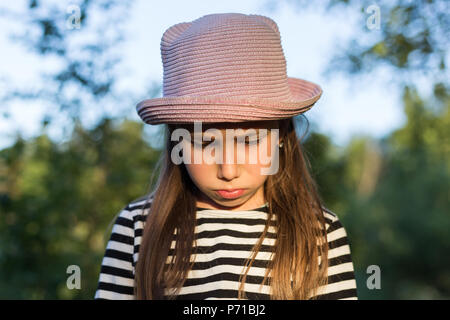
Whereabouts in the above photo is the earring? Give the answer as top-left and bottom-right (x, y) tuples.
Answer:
(278, 141), (284, 148)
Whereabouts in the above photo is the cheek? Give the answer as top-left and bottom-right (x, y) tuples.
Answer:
(243, 164), (270, 185)
(247, 135), (276, 165)
(185, 163), (214, 187)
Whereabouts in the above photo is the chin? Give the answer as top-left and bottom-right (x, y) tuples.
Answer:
(206, 195), (244, 207)
(216, 198), (248, 207)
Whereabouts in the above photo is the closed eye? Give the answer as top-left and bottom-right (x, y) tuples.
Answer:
(190, 137), (263, 148)
(189, 130), (269, 148)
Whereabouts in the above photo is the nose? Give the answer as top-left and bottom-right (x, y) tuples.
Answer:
(217, 138), (240, 181)
(218, 162), (240, 180)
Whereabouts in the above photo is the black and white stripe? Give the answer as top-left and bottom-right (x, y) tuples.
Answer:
(94, 198), (358, 300)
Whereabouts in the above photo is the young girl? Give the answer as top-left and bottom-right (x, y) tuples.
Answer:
(94, 13), (357, 300)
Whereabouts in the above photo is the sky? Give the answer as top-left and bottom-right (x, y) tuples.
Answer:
(0, 0), (407, 150)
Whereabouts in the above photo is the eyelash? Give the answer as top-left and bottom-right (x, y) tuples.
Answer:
(191, 138), (261, 148)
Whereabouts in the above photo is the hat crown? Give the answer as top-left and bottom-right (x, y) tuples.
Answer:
(159, 13), (293, 100)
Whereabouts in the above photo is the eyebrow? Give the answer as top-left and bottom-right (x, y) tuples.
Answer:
(190, 130), (267, 139)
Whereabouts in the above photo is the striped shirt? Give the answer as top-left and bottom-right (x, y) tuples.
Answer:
(94, 197), (358, 300)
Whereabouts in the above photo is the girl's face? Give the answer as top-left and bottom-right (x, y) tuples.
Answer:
(176, 120), (281, 211)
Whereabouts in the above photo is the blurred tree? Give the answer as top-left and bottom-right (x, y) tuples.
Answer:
(328, 0), (448, 81)
(0, 0), (448, 300)
(276, 0), (450, 298)
(270, 0), (449, 84)
(0, 118), (161, 299)
(0, 0), (156, 131)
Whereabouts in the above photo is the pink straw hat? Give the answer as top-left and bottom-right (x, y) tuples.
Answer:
(136, 13), (323, 125)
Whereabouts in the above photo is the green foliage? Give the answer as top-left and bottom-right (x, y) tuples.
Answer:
(306, 84), (450, 299)
(325, 0), (449, 81)
(0, 0), (448, 300)
(0, 118), (160, 299)
(281, 0), (450, 298)
(0, 0), (133, 123)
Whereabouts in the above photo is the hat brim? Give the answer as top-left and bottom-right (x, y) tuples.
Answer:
(136, 77), (322, 125)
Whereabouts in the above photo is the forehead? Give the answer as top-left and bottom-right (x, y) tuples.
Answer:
(170, 120), (279, 132)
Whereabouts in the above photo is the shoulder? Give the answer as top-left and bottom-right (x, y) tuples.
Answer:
(320, 206), (352, 244)
(94, 193), (155, 300)
(320, 206), (340, 231)
(320, 206), (353, 255)
(126, 193), (154, 211)
(108, 194), (154, 236)
(107, 194), (154, 263)
(316, 207), (358, 299)
(119, 193), (154, 219)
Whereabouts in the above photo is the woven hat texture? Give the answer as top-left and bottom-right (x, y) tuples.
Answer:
(136, 12), (323, 125)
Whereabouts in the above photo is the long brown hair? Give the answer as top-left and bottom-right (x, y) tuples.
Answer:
(135, 116), (329, 299)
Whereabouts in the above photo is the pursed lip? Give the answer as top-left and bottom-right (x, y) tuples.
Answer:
(214, 188), (246, 199)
